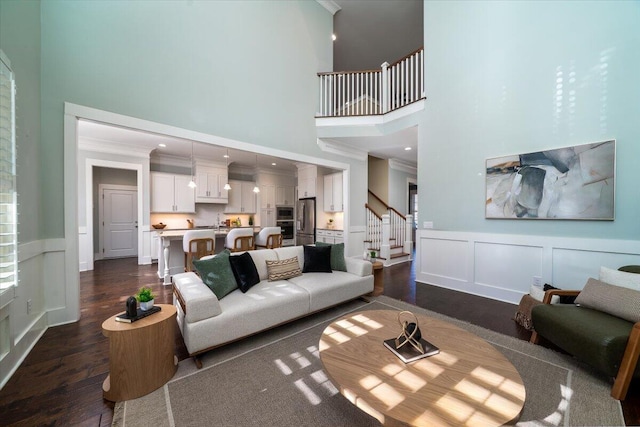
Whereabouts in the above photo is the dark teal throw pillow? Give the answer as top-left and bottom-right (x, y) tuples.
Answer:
(315, 241), (347, 272)
(192, 249), (237, 299)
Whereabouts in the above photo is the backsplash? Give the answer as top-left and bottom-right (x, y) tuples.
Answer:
(151, 204), (253, 229)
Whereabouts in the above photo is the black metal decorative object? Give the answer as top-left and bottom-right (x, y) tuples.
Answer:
(394, 311), (425, 354)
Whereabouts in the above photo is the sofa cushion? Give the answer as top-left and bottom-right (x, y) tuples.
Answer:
(288, 271), (373, 312)
(172, 272), (222, 323)
(266, 256), (302, 281)
(303, 245), (332, 273)
(600, 266), (640, 290)
(315, 242), (347, 272)
(575, 278), (640, 323)
(274, 246), (304, 270)
(229, 251), (260, 293)
(192, 249), (237, 300)
(246, 248), (279, 281)
(532, 304), (638, 378)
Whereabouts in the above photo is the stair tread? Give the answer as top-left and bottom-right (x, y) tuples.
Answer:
(390, 252), (410, 259)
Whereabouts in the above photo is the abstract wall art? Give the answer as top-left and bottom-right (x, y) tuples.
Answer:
(486, 140), (615, 220)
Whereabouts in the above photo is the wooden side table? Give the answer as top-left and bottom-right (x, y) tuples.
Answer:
(101, 304), (178, 402)
(371, 261), (384, 296)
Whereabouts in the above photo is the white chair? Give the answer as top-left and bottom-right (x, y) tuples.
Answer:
(255, 227), (282, 249)
(225, 228), (255, 252)
(183, 229), (215, 272)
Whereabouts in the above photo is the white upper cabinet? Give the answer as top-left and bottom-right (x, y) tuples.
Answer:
(297, 165), (317, 199)
(260, 184), (276, 209)
(151, 172), (195, 213)
(323, 172), (343, 212)
(195, 164), (228, 203)
(225, 180), (256, 214)
(276, 185), (295, 206)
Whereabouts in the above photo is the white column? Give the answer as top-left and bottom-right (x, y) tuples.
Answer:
(381, 62), (389, 113)
(162, 236), (171, 285)
(404, 214), (413, 257)
(381, 214), (391, 265)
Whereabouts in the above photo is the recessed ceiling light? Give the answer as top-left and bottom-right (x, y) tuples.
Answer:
(404, 147), (412, 151)
(158, 143), (166, 148)
(332, 34), (337, 41)
(223, 154), (229, 158)
(271, 162), (277, 166)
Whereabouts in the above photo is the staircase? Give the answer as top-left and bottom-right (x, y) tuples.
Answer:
(365, 191), (413, 266)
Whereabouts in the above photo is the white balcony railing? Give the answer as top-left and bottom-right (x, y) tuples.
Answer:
(317, 48), (424, 118)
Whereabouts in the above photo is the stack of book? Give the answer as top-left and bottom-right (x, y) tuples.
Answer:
(115, 306), (161, 323)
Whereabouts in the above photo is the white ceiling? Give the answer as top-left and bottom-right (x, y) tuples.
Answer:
(78, 120), (301, 172)
(332, 126), (418, 165)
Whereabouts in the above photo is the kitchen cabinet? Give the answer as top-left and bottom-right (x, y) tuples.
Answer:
(151, 232), (159, 260)
(297, 165), (317, 199)
(195, 165), (228, 203)
(224, 180), (256, 214)
(298, 177), (316, 199)
(260, 184), (276, 209)
(261, 208), (276, 227)
(323, 172), (343, 212)
(317, 229), (343, 244)
(276, 185), (295, 206)
(151, 172), (195, 213)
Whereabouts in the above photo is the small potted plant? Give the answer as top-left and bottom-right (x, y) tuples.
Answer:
(327, 218), (334, 229)
(135, 286), (156, 311)
(370, 250), (377, 261)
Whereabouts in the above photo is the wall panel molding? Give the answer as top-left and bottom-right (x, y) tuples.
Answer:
(417, 230), (640, 304)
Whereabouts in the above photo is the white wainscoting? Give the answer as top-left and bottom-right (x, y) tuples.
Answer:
(416, 230), (640, 305)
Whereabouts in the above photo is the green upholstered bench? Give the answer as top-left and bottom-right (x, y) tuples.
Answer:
(531, 266), (640, 401)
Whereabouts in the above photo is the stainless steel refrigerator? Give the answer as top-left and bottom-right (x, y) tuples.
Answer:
(296, 197), (315, 246)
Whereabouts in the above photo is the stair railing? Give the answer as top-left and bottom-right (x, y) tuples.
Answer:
(317, 48), (424, 118)
(365, 191), (413, 264)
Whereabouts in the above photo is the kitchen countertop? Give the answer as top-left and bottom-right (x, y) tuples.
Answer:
(152, 226), (262, 235)
(316, 228), (343, 231)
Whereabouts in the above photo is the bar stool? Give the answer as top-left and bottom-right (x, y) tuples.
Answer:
(225, 228), (255, 252)
(183, 229), (215, 272)
(255, 227), (282, 249)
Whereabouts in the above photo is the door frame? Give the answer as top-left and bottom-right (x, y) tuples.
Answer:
(98, 183), (138, 260)
(85, 159), (144, 271)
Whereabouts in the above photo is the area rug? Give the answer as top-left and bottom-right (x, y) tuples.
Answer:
(112, 296), (624, 426)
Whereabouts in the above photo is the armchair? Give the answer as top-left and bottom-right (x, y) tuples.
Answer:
(531, 266), (640, 400)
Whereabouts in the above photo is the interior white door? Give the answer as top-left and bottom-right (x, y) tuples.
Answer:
(103, 188), (138, 258)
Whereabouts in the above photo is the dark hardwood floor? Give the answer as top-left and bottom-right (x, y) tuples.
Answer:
(0, 256), (638, 425)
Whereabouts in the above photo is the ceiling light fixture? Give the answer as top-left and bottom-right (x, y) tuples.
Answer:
(223, 148), (231, 191)
(188, 141), (197, 188)
(332, 34), (337, 41)
(405, 147), (412, 151)
(271, 162), (277, 166)
(253, 155), (260, 193)
(159, 143), (166, 148)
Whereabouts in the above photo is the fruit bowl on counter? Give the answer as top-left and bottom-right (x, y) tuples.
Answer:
(152, 223), (167, 229)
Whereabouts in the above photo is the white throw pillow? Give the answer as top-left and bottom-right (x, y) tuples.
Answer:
(529, 284), (559, 304)
(599, 266), (640, 290)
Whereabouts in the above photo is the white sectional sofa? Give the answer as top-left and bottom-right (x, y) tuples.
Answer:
(172, 246), (374, 367)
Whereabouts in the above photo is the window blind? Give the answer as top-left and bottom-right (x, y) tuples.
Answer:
(0, 51), (17, 291)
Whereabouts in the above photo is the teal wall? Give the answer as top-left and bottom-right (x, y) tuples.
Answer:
(39, 0), (336, 238)
(420, 1), (640, 239)
(0, 0), (42, 242)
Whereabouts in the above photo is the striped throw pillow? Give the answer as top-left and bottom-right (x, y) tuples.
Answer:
(266, 256), (302, 281)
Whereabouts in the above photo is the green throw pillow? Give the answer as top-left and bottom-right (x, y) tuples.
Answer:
(315, 242), (347, 272)
(192, 249), (237, 299)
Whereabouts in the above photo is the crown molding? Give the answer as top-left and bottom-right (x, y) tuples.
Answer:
(79, 137), (152, 159)
(389, 158), (417, 175)
(317, 138), (368, 162)
(316, 0), (341, 15)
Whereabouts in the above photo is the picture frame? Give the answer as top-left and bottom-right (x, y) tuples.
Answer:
(485, 140), (615, 220)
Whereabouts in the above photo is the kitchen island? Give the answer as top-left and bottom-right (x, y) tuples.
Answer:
(155, 227), (260, 285)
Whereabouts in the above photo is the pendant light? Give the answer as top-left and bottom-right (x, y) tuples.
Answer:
(188, 141), (197, 188)
(223, 149), (231, 190)
(253, 155), (260, 193)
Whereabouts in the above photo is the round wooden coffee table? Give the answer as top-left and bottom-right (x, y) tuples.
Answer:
(319, 309), (525, 426)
